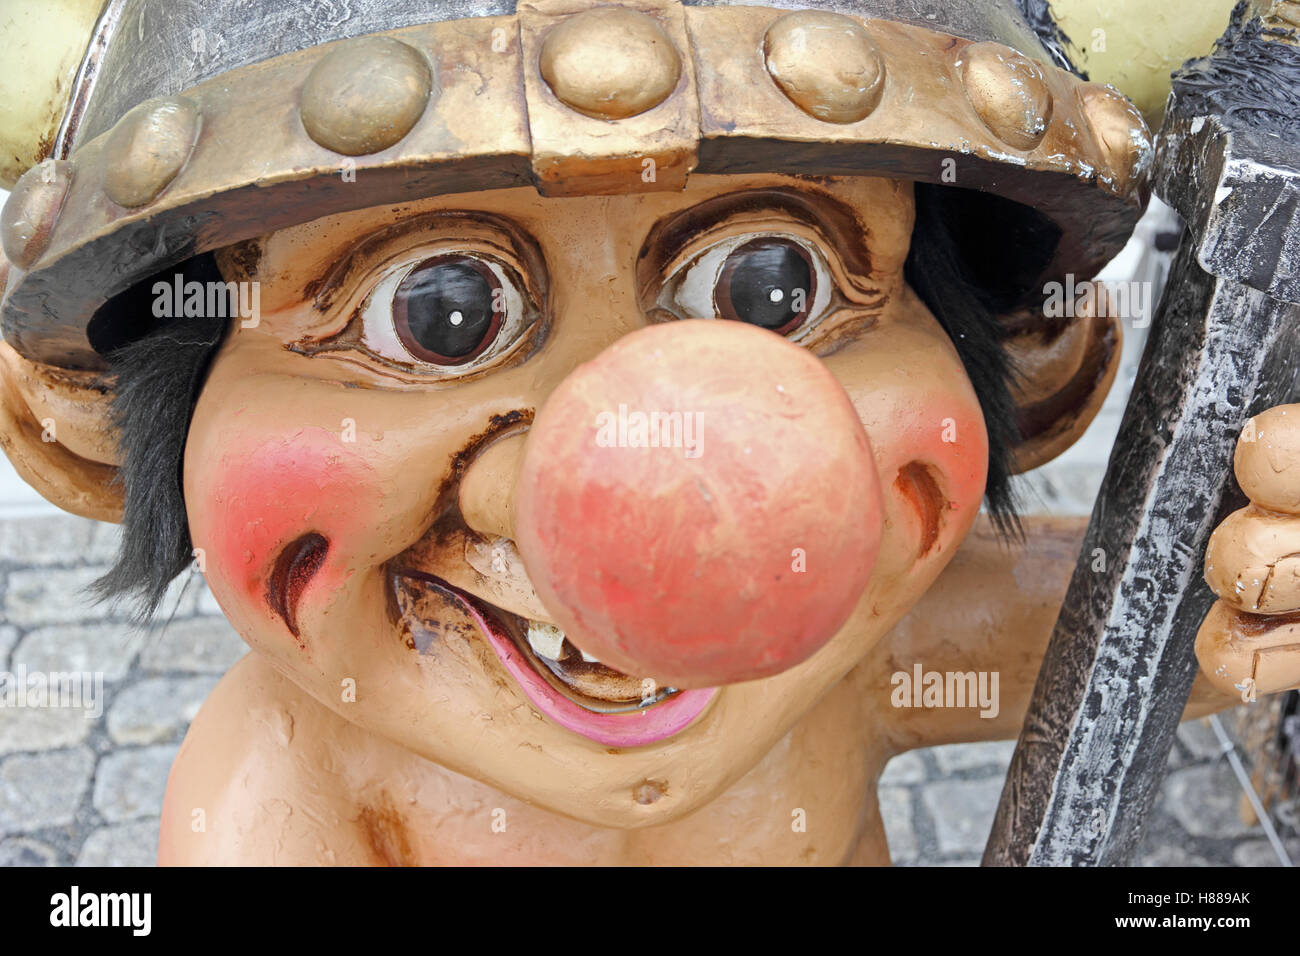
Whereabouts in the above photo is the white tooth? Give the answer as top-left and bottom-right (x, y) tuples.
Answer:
(580, 648), (600, 664)
(527, 620), (565, 661)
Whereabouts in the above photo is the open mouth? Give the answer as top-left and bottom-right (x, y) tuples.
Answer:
(392, 567), (716, 747)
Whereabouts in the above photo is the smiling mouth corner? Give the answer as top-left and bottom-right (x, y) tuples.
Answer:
(267, 531), (331, 640)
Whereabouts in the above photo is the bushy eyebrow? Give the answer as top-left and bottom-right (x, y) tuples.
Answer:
(292, 209), (548, 316)
(635, 187), (874, 299)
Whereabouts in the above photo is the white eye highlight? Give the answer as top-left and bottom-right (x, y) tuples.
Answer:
(665, 233), (834, 338)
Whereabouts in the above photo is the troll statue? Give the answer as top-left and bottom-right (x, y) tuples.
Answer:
(0, 0), (1297, 864)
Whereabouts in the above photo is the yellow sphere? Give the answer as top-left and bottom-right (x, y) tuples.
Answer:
(1048, 0), (1237, 125)
(0, 0), (106, 189)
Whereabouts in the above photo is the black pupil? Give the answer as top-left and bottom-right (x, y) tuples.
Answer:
(715, 239), (812, 332)
(395, 257), (499, 362)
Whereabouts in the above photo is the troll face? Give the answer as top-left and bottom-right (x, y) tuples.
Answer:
(177, 173), (990, 826)
(0, 0), (1157, 860)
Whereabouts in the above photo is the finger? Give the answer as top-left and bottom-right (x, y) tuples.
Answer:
(1195, 599), (1300, 699)
(1204, 506), (1300, 613)
(1235, 404), (1300, 514)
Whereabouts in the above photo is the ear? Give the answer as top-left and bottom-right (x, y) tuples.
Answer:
(1006, 295), (1122, 475)
(0, 340), (123, 522)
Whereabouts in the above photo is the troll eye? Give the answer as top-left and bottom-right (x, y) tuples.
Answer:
(360, 252), (529, 370)
(664, 234), (834, 337)
(395, 255), (502, 364)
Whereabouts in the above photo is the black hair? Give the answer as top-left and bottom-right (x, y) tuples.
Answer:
(903, 183), (1063, 537)
(90, 252), (229, 621)
(95, 185), (1044, 617)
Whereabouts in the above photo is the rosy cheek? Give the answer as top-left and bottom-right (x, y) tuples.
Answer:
(901, 401), (989, 514)
(194, 428), (380, 643)
(855, 393), (989, 516)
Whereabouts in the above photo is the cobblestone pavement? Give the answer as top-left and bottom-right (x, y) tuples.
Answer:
(0, 516), (243, 866)
(0, 512), (1294, 866)
(880, 727), (1299, 866)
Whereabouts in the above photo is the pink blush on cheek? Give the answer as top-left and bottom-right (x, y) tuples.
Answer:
(199, 430), (380, 637)
(859, 396), (989, 515)
(922, 407), (989, 513)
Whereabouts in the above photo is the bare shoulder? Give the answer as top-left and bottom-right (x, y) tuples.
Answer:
(157, 652), (373, 865)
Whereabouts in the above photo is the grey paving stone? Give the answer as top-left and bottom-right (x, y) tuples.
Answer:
(138, 617), (246, 674)
(0, 627), (17, 668)
(932, 740), (1016, 775)
(0, 516), (96, 567)
(1231, 838), (1300, 867)
(107, 676), (218, 745)
(1177, 718), (1227, 761)
(92, 744), (178, 823)
(879, 750), (926, 785)
(1162, 762), (1258, 840)
(4, 566), (113, 626)
(76, 819), (159, 867)
(12, 622), (145, 682)
(878, 785), (917, 862)
(0, 836), (60, 866)
(87, 521), (123, 565)
(1137, 843), (1212, 867)
(920, 777), (1004, 856)
(0, 704), (95, 756)
(0, 747), (95, 835)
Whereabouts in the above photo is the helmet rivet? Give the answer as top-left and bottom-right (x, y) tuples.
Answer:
(958, 42), (1053, 150)
(1080, 83), (1152, 195)
(539, 7), (681, 120)
(102, 97), (200, 208)
(300, 36), (433, 156)
(764, 11), (885, 124)
(1, 160), (73, 270)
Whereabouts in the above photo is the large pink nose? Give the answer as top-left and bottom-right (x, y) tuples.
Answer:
(514, 320), (882, 688)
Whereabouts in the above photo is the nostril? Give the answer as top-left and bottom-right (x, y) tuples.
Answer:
(894, 462), (946, 558)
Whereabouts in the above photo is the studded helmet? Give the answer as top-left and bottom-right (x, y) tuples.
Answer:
(0, 0), (1179, 472)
